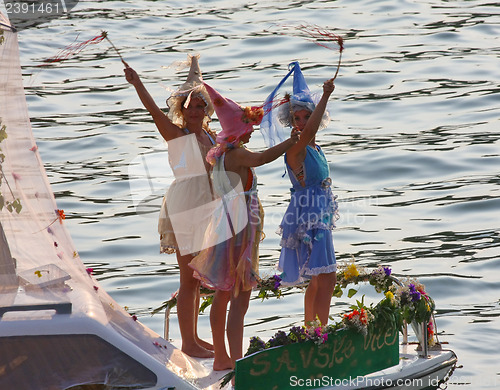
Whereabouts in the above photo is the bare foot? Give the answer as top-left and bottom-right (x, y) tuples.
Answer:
(197, 337), (214, 351)
(182, 344), (214, 359)
(213, 355), (233, 371)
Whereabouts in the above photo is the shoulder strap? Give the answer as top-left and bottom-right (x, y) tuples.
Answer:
(204, 129), (216, 145)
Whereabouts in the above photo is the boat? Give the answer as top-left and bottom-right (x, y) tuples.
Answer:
(1, 12), (457, 390)
(225, 271), (459, 390)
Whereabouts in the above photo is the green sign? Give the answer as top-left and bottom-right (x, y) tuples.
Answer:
(235, 327), (399, 390)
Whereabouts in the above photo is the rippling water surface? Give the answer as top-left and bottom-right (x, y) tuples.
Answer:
(9, 0), (500, 388)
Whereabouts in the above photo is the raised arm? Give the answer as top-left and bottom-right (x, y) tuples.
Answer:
(226, 129), (300, 170)
(124, 66), (183, 142)
(289, 78), (335, 152)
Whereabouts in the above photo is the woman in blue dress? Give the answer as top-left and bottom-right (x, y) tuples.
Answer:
(263, 62), (338, 325)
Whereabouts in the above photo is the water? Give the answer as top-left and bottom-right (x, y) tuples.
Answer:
(9, 0), (500, 387)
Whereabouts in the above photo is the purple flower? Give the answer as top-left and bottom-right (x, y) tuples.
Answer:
(269, 330), (290, 347)
(289, 326), (307, 343)
(383, 266), (392, 276)
(250, 336), (265, 348)
(409, 284), (421, 302)
(246, 336), (267, 355)
(272, 275), (282, 290)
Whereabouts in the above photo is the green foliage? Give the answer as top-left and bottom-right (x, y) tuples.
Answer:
(151, 296), (177, 316)
(0, 123), (7, 142)
(347, 288), (358, 298)
(151, 286), (215, 316)
(199, 295), (213, 313)
(370, 293), (403, 334)
(219, 371), (235, 388)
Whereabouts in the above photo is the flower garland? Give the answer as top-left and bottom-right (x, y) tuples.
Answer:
(244, 260), (436, 358)
(163, 261), (439, 388)
(391, 278), (435, 326)
(154, 260), (436, 354)
(156, 259), (437, 388)
(154, 262), (434, 335)
(256, 274), (282, 300)
(151, 286), (216, 316)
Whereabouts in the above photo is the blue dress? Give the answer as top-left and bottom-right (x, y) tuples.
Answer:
(278, 145), (339, 285)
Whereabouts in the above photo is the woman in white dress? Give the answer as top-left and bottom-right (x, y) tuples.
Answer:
(124, 54), (216, 358)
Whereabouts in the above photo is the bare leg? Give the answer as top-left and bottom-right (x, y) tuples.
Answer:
(176, 252), (213, 358)
(227, 288), (251, 365)
(304, 276), (319, 325)
(211, 290), (232, 370)
(195, 291), (214, 351)
(306, 272), (337, 325)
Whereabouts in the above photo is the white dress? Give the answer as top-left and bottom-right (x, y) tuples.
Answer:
(158, 130), (215, 256)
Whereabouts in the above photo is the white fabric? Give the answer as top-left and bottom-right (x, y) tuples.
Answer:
(0, 13), (224, 390)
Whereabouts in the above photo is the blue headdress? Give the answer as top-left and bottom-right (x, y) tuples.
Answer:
(260, 61), (330, 147)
